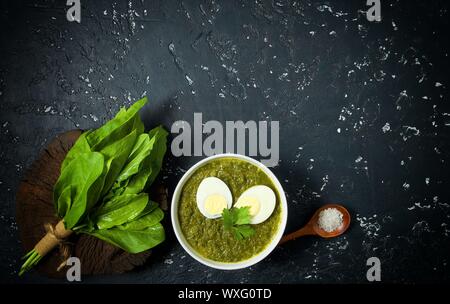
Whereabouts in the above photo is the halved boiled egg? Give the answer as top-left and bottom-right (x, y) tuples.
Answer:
(234, 185), (276, 224)
(196, 177), (232, 218)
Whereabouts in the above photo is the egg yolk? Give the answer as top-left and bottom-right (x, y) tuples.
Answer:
(204, 194), (228, 215)
(235, 196), (260, 216)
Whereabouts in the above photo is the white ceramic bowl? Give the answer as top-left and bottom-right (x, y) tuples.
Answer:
(171, 154), (288, 270)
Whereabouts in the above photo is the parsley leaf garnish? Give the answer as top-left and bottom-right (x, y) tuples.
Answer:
(222, 207), (255, 240)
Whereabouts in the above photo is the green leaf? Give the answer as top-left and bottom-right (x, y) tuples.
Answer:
(118, 207), (164, 231)
(95, 193), (139, 215)
(132, 200), (158, 218)
(61, 130), (92, 171)
(98, 130), (137, 196)
(222, 207), (252, 228)
(222, 207), (254, 240)
(95, 193), (148, 230)
(122, 126), (168, 195)
(145, 126), (168, 186)
(88, 223), (165, 253)
(54, 152), (105, 229)
(222, 208), (234, 231)
(114, 133), (153, 186)
(232, 225), (255, 240)
(56, 185), (72, 217)
(234, 207), (252, 225)
(86, 97), (147, 151)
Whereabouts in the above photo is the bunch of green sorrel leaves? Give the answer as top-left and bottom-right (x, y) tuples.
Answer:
(19, 97), (168, 275)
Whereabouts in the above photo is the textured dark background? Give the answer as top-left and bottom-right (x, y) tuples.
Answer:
(0, 0), (449, 283)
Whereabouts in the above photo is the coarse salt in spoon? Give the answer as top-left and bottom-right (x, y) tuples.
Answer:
(279, 204), (351, 245)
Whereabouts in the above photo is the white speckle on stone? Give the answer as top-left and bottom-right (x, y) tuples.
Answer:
(382, 122), (391, 133)
(164, 259), (173, 265)
(185, 75), (194, 86)
(392, 21), (398, 31)
(337, 128), (341, 133)
(355, 156), (363, 163)
(403, 126), (420, 136)
(403, 182), (410, 190)
(320, 175), (329, 192)
(317, 4), (333, 13)
(338, 240), (349, 250)
(278, 72), (289, 81)
(90, 114), (99, 122)
(356, 214), (381, 238)
(168, 42), (175, 53)
(103, 10), (107, 16)
(435, 82), (442, 87)
(425, 178), (430, 185)
(418, 74), (425, 83)
(44, 106), (52, 113)
(412, 221), (431, 233)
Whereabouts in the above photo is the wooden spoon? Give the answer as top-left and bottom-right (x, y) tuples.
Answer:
(279, 204), (350, 245)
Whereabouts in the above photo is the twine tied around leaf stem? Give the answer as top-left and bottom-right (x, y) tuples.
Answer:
(34, 220), (73, 271)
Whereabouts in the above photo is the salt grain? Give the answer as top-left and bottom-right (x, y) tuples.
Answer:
(318, 208), (344, 232)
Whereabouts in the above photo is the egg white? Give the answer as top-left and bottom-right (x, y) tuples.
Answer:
(234, 185), (276, 224)
(196, 177), (232, 218)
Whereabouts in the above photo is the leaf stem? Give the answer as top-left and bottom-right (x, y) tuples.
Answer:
(19, 249), (42, 276)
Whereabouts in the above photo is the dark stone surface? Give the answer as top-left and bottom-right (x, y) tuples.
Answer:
(0, 0), (449, 283)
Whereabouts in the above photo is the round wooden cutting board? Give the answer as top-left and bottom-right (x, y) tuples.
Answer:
(15, 130), (153, 278)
